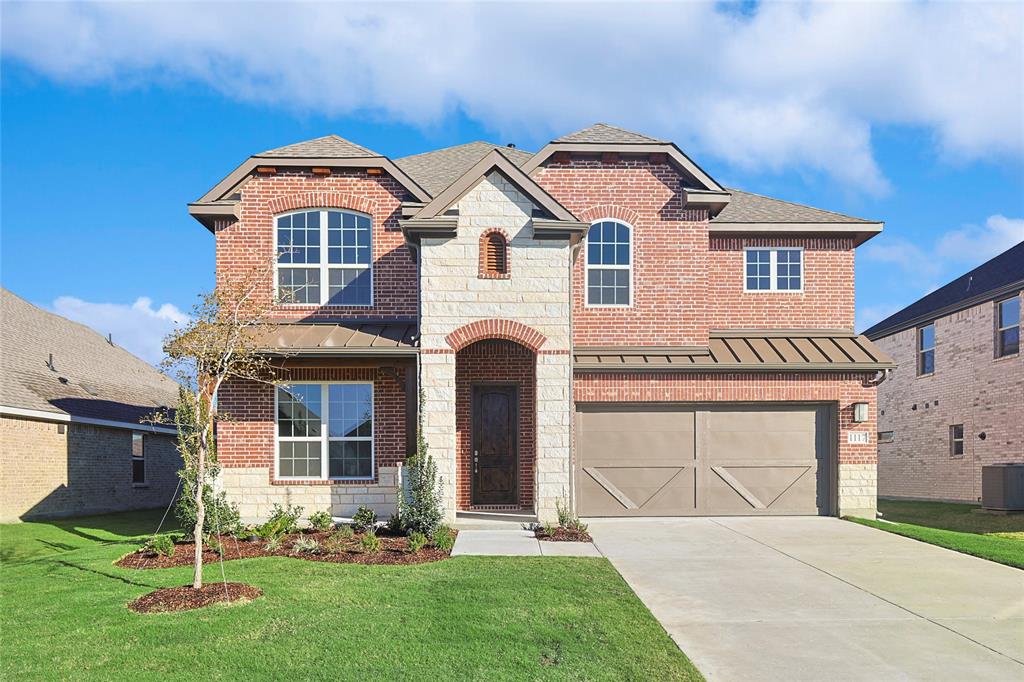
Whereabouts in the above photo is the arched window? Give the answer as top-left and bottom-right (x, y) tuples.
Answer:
(276, 209), (372, 306)
(585, 219), (631, 306)
(479, 230), (510, 278)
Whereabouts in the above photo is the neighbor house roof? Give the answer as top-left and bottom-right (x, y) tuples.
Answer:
(0, 289), (180, 431)
(574, 331), (894, 372)
(395, 141), (534, 196)
(863, 241), (1024, 339)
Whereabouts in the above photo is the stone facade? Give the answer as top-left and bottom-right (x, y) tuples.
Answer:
(873, 293), (1024, 502)
(419, 172), (573, 522)
(0, 416), (180, 522)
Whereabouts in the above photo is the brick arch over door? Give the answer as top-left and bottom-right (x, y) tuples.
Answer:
(445, 319), (547, 353)
(266, 191), (378, 216)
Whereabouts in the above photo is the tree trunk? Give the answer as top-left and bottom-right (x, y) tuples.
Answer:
(192, 434), (206, 590)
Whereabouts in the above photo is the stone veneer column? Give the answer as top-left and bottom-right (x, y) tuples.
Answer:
(534, 353), (573, 521)
(419, 351), (458, 521)
(837, 463), (877, 519)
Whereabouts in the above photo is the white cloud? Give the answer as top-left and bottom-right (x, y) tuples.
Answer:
(2, 2), (1021, 193)
(856, 304), (901, 334)
(935, 215), (1024, 264)
(51, 296), (188, 366)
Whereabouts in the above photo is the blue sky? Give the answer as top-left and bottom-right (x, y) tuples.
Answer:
(1, 2), (1022, 364)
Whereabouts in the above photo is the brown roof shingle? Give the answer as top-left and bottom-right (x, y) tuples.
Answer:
(258, 134), (380, 159)
(394, 141), (534, 196)
(0, 289), (180, 424)
(554, 123), (665, 144)
(714, 189), (876, 224)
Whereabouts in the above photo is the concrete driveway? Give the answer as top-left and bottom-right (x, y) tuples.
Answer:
(587, 517), (1024, 681)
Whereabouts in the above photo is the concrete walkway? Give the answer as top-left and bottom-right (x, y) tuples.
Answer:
(588, 517), (1024, 682)
(451, 529), (602, 557)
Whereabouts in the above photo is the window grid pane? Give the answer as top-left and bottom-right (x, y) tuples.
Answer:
(586, 221), (631, 305)
(745, 250), (772, 290)
(277, 383), (373, 480)
(277, 210), (372, 306)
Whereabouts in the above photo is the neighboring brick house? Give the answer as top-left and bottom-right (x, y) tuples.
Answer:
(864, 243), (1023, 503)
(0, 289), (181, 521)
(189, 124), (893, 523)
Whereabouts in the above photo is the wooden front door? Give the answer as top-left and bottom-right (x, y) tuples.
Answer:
(472, 385), (518, 506)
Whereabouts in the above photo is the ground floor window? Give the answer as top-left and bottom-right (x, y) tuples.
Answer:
(949, 424), (965, 457)
(131, 432), (145, 484)
(276, 382), (374, 480)
(877, 431), (895, 444)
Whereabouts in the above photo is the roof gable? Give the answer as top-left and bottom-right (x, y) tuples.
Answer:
(555, 123), (665, 144)
(257, 134), (380, 159)
(395, 141), (534, 196)
(863, 241), (1024, 338)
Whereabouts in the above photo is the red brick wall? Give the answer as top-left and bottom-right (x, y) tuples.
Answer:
(216, 366), (407, 485)
(455, 340), (536, 509)
(215, 169), (417, 319)
(573, 371), (877, 465)
(534, 159), (710, 346)
(707, 236), (855, 330)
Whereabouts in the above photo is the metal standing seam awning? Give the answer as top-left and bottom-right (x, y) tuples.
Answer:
(573, 331), (895, 372)
(253, 322), (419, 356)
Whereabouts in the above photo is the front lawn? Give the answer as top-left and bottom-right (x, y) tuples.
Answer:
(0, 511), (700, 681)
(847, 499), (1024, 569)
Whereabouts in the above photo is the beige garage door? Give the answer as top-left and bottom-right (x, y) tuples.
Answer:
(576, 404), (832, 516)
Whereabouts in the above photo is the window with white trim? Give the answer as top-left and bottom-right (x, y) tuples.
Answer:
(949, 424), (964, 457)
(744, 248), (803, 291)
(586, 220), (631, 306)
(131, 432), (145, 484)
(276, 209), (372, 306)
(996, 296), (1020, 358)
(276, 383), (373, 480)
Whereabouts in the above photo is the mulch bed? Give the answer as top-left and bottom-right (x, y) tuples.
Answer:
(128, 582), (262, 614)
(116, 528), (457, 569)
(535, 527), (593, 542)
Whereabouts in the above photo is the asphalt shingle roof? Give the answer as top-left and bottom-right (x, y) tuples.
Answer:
(394, 141), (534, 196)
(0, 289), (180, 424)
(863, 241), (1024, 338)
(554, 123), (665, 144)
(258, 134), (380, 159)
(714, 189), (876, 224)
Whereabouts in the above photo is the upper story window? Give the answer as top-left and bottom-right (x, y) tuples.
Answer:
(480, 230), (510, 278)
(744, 248), (803, 292)
(276, 209), (372, 306)
(276, 382), (374, 480)
(996, 295), (1020, 357)
(586, 220), (632, 306)
(917, 323), (935, 375)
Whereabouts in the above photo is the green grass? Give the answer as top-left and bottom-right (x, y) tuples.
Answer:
(0, 511), (700, 681)
(847, 499), (1024, 569)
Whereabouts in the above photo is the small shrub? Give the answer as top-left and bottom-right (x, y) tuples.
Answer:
(431, 525), (455, 553)
(323, 529), (353, 553)
(264, 536), (283, 552)
(398, 408), (445, 537)
(144, 534), (175, 557)
(555, 498), (588, 534)
(308, 510), (334, 533)
(385, 513), (405, 534)
(407, 530), (428, 554)
(204, 534), (224, 556)
(174, 470), (242, 536)
(254, 516), (289, 543)
(267, 503), (304, 534)
(352, 505), (377, 532)
(231, 524), (254, 540)
(360, 531), (382, 554)
(292, 536), (321, 555)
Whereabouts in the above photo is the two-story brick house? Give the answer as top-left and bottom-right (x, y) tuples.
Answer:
(864, 242), (1023, 503)
(189, 124), (893, 523)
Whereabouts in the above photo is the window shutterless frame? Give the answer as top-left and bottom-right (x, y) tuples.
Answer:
(949, 424), (965, 457)
(584, 218), (633, 307)
(917, 323), (936, 375)
(743, 247), (804, 292)
(273, 381), (375, 481)
(995, 295), (1020, 358)
(131, 432), (146, 485)
(274, 209), (373, 307)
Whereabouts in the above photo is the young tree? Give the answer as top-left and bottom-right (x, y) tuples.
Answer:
(160, 270), (282, 590)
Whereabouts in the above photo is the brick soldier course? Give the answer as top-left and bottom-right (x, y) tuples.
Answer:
(190, 124), (892, 523)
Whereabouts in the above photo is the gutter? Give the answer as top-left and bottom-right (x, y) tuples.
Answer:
(0, 405), (178, 435)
